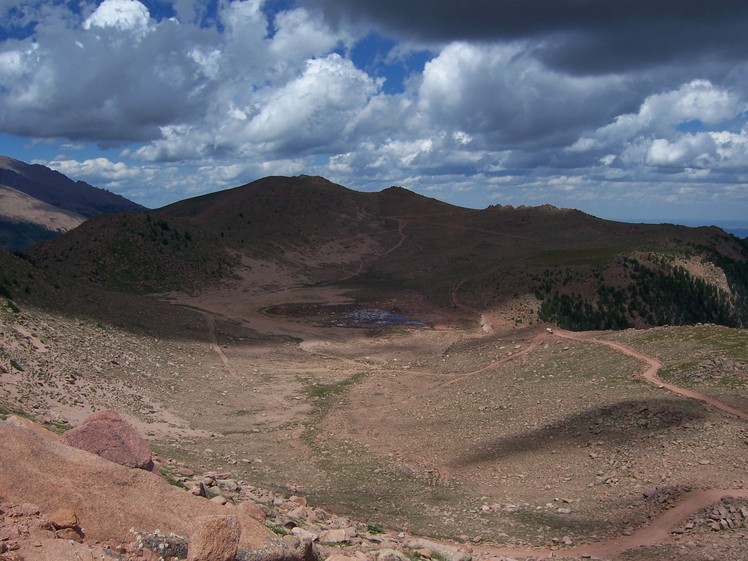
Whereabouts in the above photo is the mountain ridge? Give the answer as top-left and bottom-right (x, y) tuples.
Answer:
(18, 173), (748, 331)
(0, 156), (144, 217)
(0, 155), (145, 251)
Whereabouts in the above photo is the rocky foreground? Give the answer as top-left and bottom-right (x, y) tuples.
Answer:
(0, 410), (520, 561)
(3, 410), (748, 561)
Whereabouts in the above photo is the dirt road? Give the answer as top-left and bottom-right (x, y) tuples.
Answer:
(555, 329), (748, 422)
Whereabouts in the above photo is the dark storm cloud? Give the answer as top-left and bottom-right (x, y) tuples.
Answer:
(304, 0), (748, 73)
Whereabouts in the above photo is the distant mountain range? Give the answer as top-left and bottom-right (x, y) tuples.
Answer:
(12, 172), (747, 331)
(0, 156), (144, 252)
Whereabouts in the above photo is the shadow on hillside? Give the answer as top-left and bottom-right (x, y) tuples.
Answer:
(20, 281), (291, 346)
(450, 398), (704, 468)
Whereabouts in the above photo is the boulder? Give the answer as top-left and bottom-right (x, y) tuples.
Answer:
(49, 508), (78, 529)
(187, 515), (240, 561)
(62, 410), (153, 471)
(291, 527), (319, 542)
(319, 528), (348, 544)
(377, 549), (409, 561)
(290, 495), (308, 507)
(237, 501), (267, 522)
(0, 419), (276, 548)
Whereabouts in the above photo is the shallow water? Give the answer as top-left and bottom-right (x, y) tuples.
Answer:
(333, 308), (428, 328)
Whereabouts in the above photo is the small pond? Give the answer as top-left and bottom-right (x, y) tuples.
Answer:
(333, 308), (428, 328)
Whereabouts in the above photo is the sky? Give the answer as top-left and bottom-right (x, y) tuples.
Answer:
(1, 0), (747, 226)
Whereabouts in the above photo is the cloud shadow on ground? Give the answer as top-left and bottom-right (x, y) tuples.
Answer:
(450, 397), (705, 468)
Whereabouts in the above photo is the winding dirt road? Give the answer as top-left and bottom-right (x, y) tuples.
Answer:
(348, 324), (748, 559)
(554, 329), (748, 422)
(496, 327), (748, 560)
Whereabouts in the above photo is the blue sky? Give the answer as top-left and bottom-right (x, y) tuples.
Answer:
(0, 0), (747, 226)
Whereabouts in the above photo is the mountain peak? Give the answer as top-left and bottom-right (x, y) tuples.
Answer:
(0, 155), (145, 251)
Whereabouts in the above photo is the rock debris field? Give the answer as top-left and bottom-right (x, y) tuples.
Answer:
(1, 292), (748, 560)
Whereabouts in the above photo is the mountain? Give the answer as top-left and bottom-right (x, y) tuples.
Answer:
(4, 174), (748, 560)
(23, 174), (748, 330)
(0, 155), (145, 251)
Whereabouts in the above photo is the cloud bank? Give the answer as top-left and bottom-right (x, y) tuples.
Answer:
(0, 0), (746, 221)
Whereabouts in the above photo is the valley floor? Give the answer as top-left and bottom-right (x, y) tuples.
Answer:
(1, 282), (748, 560)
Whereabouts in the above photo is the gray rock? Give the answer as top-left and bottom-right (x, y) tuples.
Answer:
(377, 549), (409, 561)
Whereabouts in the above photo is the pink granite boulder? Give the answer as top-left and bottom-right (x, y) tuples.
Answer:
(187, 515), (240, 561)
(62, 410), (154, 471)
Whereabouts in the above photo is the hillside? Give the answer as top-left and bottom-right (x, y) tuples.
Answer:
(1, 280), (747, 561)
(0, 185), (87, 252)
(25, 174), (748, 330)
(2, 175), (748, 560)
(0, 155), (145, 251)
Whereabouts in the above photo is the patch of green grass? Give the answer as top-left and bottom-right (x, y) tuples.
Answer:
(305, 372), (367, 405)
(718, 376), (746, 388)
(160, 467), (187, 489)
(43, 419), (71, 434)
(221, 429), (263, 436)
(0, 402), (30, 420)
(366, 523), (385, 535)
(638, 326), (747, 360)
(264, 523), (290, 536)
(431, 551), (449, 561)
(304, 437), (476, 542)
(691, 328), (748, 361)
(0, 405), (69, 436)
(509, 507), (618, 543)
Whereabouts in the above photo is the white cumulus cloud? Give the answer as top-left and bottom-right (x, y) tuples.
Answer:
(47, 157), (142, 181)
(243, 54), (380, 152)
(83, 0), (152, 35)
(571, 80), (745, 155)
(645, 134), (717, 168)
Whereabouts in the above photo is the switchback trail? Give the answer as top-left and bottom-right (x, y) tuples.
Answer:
(554, 329), (748, 422)
(461, 327), (748, 559)
(436, 331), (548, 390)
(346, 325), (748, 559)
